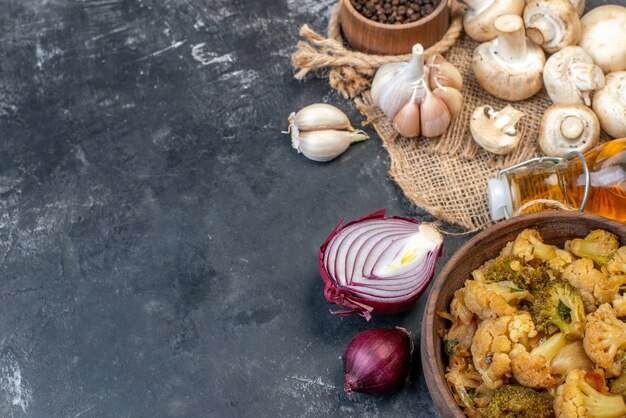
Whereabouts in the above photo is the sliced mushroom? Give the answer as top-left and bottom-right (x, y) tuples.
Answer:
(539, 104), (600, 157)
(543, 46), (605, 106)
(472, 14), (546, 101)
(579, 5), (626, 73)
(460, 0), (525, 42)
(524, 0), (581, 54)
(471, 104), (525, 155)
(592, 71), (626, 138)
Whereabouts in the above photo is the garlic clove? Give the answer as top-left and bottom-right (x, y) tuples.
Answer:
(371, 63), (404, 104)
(433, 87), (463, 119)
(420, 90), (451, 138)
(393, 96), (421, 138)
(294, 130), (369, 162)
(290, 103), (355, 133)
(427, 54), (463, 91)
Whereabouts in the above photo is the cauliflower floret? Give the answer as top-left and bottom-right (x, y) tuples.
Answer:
(463, 280), (532, 320)
(554, 369), (626, 418)
(583, 303), (626, 377)
(510, 333), (566, 389)
(513, 229), (573, 272)
(563, 258), (620, 312)
(508, 311), (538, 347)
(568, 229), (620, 266)
(471, 315), (515, 390)
(607, 246), (626, 275)
(613, 293), (626, 318)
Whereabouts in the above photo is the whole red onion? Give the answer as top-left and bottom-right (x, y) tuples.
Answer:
(343, 327), (413, 395)
(319, 210), (444, 319)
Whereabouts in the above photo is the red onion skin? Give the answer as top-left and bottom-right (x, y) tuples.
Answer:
(319, 209), (443, 319)
(343, 328), (413, 395)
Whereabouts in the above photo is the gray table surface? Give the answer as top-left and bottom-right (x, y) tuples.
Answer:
(0, 0), (617, 417)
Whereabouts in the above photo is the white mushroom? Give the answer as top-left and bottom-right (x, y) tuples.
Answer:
(543, 46), (605, 106)
(472, 14), (546, 101)
(460, 0), (525, 42)
(592, 71), (626, 139)
(470, 104), (525, 155)
(539, 104), (600, 157)
(524, 0), (581, 54)
(579, 5), (626, 73)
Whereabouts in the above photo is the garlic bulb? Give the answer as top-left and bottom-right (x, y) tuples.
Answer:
(372, 44), (463, 138)
(286, 103), (369, 162)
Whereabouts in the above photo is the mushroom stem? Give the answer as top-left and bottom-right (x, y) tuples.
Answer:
(492, 105), (525, 133)
(407, 44), (425, 81)
(494, 15), (527, 64)
(526, 18), (555, 46)
(560, 115), (585, 140)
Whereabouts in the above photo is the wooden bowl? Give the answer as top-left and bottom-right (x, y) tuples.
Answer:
(340, 0), (450, 55)
(420, 211), (626, 418)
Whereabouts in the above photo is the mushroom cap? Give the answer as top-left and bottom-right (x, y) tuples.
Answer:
(592, 71), (626, 138)
(524, 0), (581, 54)
(463, 0), (526, 42)
(543, 46), (605, 105)
(579, 5), (626, 73)
(472, 31), (546, 100)
(539, 104), (600, 157)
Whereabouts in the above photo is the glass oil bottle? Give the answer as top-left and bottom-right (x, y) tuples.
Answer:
(489, 138), (626, 223)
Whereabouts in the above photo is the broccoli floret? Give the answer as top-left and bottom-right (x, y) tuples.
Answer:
(484, 384), (554, 418)
(569, 229), (620, 266)
(483, 255), (548, 290)
(532, 279), (585, 339)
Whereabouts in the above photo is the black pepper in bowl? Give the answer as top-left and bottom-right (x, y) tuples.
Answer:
(350, 0), (441, 24)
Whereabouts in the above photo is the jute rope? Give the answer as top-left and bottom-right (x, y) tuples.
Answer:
(292, 0), (464, 99)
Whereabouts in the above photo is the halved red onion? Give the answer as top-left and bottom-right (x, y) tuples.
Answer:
(319, 210), (444, 320)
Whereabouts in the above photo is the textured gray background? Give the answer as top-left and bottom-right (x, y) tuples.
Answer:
(0, 0), (616, 417)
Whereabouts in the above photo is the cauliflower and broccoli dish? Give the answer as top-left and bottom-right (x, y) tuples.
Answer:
(440, 228), (626, 418)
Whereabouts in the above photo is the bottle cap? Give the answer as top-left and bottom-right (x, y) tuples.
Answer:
(488, 177), (512, 221)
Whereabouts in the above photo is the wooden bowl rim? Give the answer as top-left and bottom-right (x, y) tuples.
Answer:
(341, 0), (448, 31)
(420, 211), (626, 418)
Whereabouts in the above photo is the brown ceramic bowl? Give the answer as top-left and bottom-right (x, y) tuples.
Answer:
(340, 0), (450, 55)
(420, 211), (626, 418)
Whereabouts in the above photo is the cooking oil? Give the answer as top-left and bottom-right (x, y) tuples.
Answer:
(489, 138), (626, 222)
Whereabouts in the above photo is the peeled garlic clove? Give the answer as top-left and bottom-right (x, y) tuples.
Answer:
(393, 94), (421, 138)
(427, 54), (463, 91)
(433, 87), (463, 119)
(293, 130), (369, 162)
(420, 90), (451, 138)
(371, 63), (404, 104)
(289, 103), (355, 134)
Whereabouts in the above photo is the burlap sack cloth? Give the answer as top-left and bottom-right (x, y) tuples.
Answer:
(292, 1), (605, 233)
